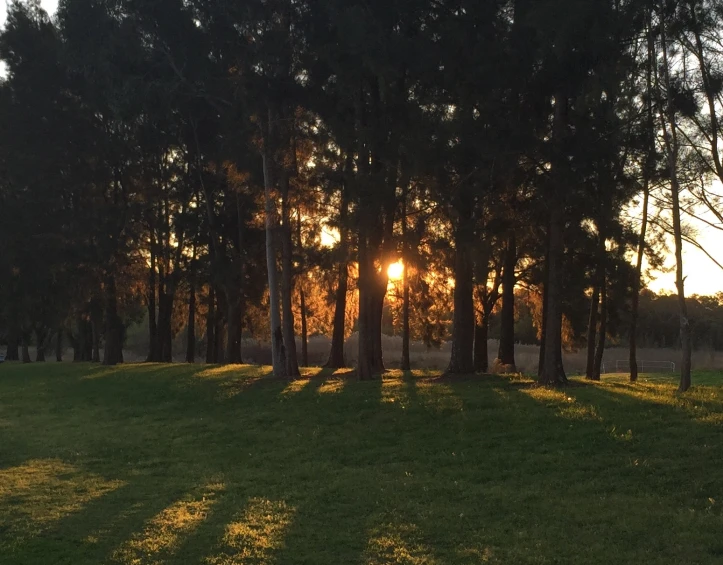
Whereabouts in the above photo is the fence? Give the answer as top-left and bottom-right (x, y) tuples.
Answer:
(615, 360), (675, 373)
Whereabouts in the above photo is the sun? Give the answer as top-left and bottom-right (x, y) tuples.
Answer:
(387, 261), (404, 281)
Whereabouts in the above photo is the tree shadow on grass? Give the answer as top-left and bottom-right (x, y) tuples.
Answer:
(4, 366), (723, 564)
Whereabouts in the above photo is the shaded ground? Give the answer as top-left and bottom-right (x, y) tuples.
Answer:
(1, 363), (723, 564)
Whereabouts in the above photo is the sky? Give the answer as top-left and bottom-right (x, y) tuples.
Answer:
(1, 0), (723, 296)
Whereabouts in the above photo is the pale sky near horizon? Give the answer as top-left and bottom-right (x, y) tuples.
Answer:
(2, 0), (723, 296)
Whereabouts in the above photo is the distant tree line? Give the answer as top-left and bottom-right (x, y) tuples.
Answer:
(2, 0), (723, 391)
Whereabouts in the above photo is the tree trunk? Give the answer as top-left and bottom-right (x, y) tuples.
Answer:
(474, 315), (489, 373)
(146, 235), (159, 362)
(497, 232), (517, 368)
(205, 285), (216, 364)
(35, 327), (47, 362)
(296, 205), (308, 368)
(55, 328), (63, 362)
(215, 291), (227, 365)
(539, 205), (567, 385)
(326, 160), (351, 369)
(326, 260), (348, 369)
(630, 184), (649, 382)
(90, 299), (101, 363)
(659, 7), (692, 392)
(21, 333), (31, 363)
(280, 177), (300, 377)
(585, 285), (600, 379)
(401, 182), (411, 371)
(299, 286), (308, 367)
(226, 292), (243, 364)
(186, 276), (196, 363)
(6, 328), (19, 361)
(447, 216), (475, 375)
(357, 246), (386, 379)
(157, 290), (174, 363)
(538, 232), (550, 377)
(102, 275), (123, 366)
(262, 114), (287, 378)
(592, 271), (607, 381)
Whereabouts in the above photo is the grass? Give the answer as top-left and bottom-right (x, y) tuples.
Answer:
(1, 363), (723, 564)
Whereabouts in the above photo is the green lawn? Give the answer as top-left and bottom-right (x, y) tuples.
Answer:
(1, 363), (723, 564)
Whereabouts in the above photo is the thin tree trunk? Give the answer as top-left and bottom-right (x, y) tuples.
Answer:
(326, 180), (350, 368)
(540, 204), (567, 385)
(146, 232), (158, 362)
(592, 271), (607, 381)
(186, 272), (196, 363)
(205, 284), (216, 364)
(585, 285), (600, 379)
(226, 292), (243, 364)
(215, 291), (226, 365)
(447, 215), (475, 375)
(21, 333), (31, 363)
(631, 9), (654, 383)
(90, 299), (101, 363)
(630, 181), (649, 382)
(280, 176), (300, 377)
(474, 316), (489, 373)
(6, 324), (19, 361)
(659, 7), (692, 391)
(300, 287), (308, 367)
(538, 233), (550, 377)
(401, 181), (411, 371)
(497, 232), (517, 368)
(55, 328), (63, 362)
(295, 205), (308, 368)
(262, 112), (286, 378)
(102, 275), (123, 366)
(35, 327), (47, 362)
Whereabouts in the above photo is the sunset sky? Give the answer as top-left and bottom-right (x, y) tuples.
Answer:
(2, 0), (722, 296)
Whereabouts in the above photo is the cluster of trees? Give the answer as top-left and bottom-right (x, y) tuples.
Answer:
(2, 0), (723, 391)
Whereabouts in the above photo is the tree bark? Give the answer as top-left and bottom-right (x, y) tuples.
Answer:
(401, 180), (411, 371)
(325, 181), (350, 369)
(538, 231), (550, 377)
(146, 231), (159, 362)
(447, 214), (475, 375)
(186, 274), (196, 363)
(592, 271), (607, 381)
(6, 324), (19, 361)
(539, 204), (567, 385)
(55, 328), (63, 362)
(497, 232), (517, 368)
(205, 284), (216, 364)
(262, 110), (287, 378)
(35, 327), (47, 362)
(659, 6), (692, 392)
(299, 286), (308, 367)
(226, 292), (243, 364)
(585, 285), (600, 379)
(90, 299), (101, 363)
(214, 291), (227, 364)
(21, 333), (31, 363)
(280, 175), (300, 376)
(474, 315), (489, 373)
(102, 275), (123, 366)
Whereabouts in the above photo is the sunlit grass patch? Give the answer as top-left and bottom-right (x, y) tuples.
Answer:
(111, 483), (224, 565)
(364, 523), (438, 565)
(206, 498), (295, 565)
(0, 459), (124, 544)
(280, 379), (311, 396)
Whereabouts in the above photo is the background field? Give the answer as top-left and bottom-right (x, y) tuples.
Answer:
(1, 362), (723, 564)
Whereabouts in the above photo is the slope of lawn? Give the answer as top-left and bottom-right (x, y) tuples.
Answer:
(1, 362), (723, 564)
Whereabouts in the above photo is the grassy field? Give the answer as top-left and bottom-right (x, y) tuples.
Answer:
(1, 363), (723, 564)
